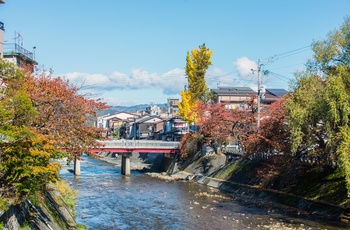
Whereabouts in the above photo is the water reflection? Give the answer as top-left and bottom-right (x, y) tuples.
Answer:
(59, 155), (348, 230)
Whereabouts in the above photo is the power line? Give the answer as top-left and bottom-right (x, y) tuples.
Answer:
(263, 45), (311, 65)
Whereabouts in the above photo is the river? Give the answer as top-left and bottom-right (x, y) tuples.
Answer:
(59, 154), (349, 230)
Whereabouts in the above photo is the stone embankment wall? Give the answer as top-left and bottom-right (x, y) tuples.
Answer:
(0, 185), (77, 230)
(172, 152), (349, 223)
(94, 150), (350, 223)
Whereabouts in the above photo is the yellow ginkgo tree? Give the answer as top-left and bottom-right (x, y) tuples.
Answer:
(179, 44), (213, 123)
(178, 90), (199, 124)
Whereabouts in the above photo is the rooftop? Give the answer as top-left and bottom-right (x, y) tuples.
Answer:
(212, 87), (256, 95)
(266, 89), (288, 97)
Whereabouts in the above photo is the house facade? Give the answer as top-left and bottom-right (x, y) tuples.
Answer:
(212, 87), (256, 109)
(96, 112), (138, 130)
(131, 116), (163, 140)
(167, 98), (180, 117)
(261, 88), (288, 104)
(162, 116), (189, 141)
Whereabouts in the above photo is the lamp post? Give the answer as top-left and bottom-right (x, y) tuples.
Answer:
(33, 46), (36, 60)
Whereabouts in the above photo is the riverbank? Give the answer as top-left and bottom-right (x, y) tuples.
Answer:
(0, 183), (80, 230)
(173, 153), (350, 224)
(95, 151), (350, 225)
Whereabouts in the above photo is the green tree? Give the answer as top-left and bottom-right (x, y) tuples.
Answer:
(286, 74), (326, 158)
(286, 16), (350, 195)
(0, 60), (59, 206)
(307, 16), (350, 73)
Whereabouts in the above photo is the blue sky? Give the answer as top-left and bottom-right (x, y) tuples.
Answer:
(1, 0), (349, 106)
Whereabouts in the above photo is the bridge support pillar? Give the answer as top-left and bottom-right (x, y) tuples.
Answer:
(162, 153), (176, 172)
(74, 156), (81, 176)
(121, 153), (132, 175)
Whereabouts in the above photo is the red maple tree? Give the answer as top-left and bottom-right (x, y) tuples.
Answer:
(194, 99), (256, 153)
(23, 66), (110, 160)
(243, 98), (291, 157)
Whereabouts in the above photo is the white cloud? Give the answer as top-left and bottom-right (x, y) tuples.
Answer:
(233, 57), (257, 79)
(59, 68), (187, 95)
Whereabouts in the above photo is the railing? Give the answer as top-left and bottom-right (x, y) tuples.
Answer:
(4, 43), (34, 60)
(97, 140), (179, 149)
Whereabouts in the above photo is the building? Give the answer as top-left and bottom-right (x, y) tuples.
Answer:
(0, 21), (4, 58)
(261, 89), (288, 104)
(131, 116), (163, 140)
(167, 98), (179, 117)
(145, 103), (162, 116)
(96, 112), (138, 130)
(1, 2), (36, 68)
(3, 32), (37, 67)
(212, 87), (256, 109)
(162, 116), (189, 141)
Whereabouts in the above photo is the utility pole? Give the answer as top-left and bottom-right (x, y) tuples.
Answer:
(252, 59), (263, 129)
(257, 59), (261, 128)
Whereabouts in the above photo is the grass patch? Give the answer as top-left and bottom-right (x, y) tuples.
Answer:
(54, 180), (77, 211)
(211, 160), (240, 179)
(77, 224), (88, 230)
(19, 221), (31, 230)
(214, 158), (350, 207)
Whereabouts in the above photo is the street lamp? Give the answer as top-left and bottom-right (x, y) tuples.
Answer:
(33, 46), (36, 60)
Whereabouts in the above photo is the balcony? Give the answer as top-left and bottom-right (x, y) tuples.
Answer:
(4, 43), (35, 61)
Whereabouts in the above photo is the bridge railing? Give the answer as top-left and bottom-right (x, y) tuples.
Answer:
(97, 140), (179, 149)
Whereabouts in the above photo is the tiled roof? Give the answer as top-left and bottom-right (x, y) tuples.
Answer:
(212, 87), (255, 95)
(266, 89), (288, 97)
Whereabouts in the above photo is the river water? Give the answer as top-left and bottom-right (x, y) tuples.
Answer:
(59, 155), (349, 230)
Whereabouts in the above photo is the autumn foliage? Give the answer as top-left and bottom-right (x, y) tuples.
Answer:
(23, 67), (109, 160)
(179, 132), (201, 159)
(0, 61), (59, 205)
(179, 44), (213, 123)
(243, 98), (291, 157)
(0, 62), (109, 206)
(193, 100), (256, 154)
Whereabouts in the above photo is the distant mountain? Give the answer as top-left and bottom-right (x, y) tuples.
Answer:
(97, 103), (167, 116)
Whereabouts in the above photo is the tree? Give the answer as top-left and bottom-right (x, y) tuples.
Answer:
(286, 16), (350, 195)
(23, 67), (109, 162)
(194, 100), (255, 154)
(244, 98), (291, 157)
(179, 44), (213, 123)
(178, 90), (198, 124)
(185, 44), (213, 102)
(286, 74), (326, 159)
(0, 60), (59, 206)
(307, 16), (350, 73)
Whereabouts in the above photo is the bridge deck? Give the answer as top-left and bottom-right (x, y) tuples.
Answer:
(89, 140), (180, 154)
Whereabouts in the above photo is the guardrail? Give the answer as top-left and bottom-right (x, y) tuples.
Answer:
(97, 140), (179, 149)
(4, 43), (34, 60)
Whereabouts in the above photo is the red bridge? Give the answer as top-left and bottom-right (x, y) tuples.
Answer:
(89, 140), (180, 154)
(69, 140), (180, 176)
